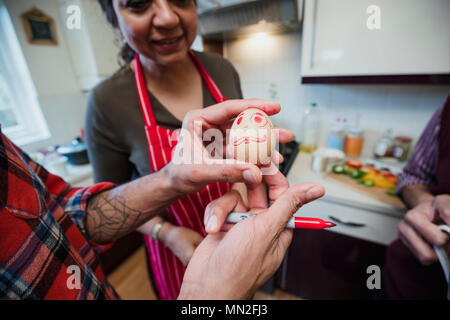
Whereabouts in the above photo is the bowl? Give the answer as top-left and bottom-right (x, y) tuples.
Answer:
(57, 137), (89, 165)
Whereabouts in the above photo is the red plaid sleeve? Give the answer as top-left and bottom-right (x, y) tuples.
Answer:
(1, 132), (119, 299)
(5, 134), (116, 251)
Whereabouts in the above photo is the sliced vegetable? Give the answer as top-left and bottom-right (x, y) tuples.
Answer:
(361, 168), (396, 189)
(364, 180), (375, 187)
(346, 159), (363, 169)
(381, 171), (396, 178)
(343, 164), (351, 174)
(387, 175), (398, 184)
(350, 169), (365, 179)
(386, 188), (396, 196)
(332, 164), (345, 174)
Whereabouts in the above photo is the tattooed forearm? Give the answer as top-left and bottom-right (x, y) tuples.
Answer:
(84, 170), (181, 244)
(85, 193), (144, 243)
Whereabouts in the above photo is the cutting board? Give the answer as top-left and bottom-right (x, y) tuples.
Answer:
(325, 172), (407, 210)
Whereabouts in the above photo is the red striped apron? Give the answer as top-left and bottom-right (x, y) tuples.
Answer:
(133, 51), (232, 300)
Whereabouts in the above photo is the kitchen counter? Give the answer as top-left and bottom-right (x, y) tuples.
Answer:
(286, 152), (406, 246)
(58, 163), (94, 187)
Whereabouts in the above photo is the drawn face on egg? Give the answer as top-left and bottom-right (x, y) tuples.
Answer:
(229, 108), (275, 165)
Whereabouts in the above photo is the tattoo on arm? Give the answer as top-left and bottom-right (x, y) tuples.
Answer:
(84, 169), (179, 244)
(85, 192), (144, 243)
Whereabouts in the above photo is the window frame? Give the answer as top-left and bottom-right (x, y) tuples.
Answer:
(0, 0), (50, 146)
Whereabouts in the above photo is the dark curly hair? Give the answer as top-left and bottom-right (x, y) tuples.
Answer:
(97, 0), (197, 65)
(98, 0), (135, 64)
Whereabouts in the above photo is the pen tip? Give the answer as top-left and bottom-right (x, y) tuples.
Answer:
(326, 222), (336, 228)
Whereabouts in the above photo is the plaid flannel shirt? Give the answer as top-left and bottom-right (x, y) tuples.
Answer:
(0, 130), (119, 299)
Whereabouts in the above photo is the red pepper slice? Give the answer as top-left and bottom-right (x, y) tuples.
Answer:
(346, 159), (363, 169)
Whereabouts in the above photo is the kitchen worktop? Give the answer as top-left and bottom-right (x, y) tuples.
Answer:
(287, 152), (405, 219)
(286, 151), (408, 246)
(59, 163), (94, 187)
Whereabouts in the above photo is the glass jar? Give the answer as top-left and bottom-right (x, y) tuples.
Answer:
(344, 128), (364, 157)
(327, 126), (345, 151)
(374, 129), (393, 158)
(391, 136), (412, 162)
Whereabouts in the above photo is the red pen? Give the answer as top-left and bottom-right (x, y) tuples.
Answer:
(226, 213), (336, 230)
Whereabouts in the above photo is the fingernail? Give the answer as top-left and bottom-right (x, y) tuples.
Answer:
(206, 215), (218, 233)
(204, 207), (211, 226)
(306, 187), (323, 201)
(243, 169), (258, 184)
(204, 213), (210, 227)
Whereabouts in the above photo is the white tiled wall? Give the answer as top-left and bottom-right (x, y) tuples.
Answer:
(224, 31), (450, 158)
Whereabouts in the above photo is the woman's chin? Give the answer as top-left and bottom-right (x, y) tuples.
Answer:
(153, 50), (191, 66)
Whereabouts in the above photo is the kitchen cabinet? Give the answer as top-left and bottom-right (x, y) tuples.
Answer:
(301, 0), (450, 83)
(277, 152), (404, 299)
(277, 229), (387, 299)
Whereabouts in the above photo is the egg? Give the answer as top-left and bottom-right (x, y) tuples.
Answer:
(229, 107), (275, 165)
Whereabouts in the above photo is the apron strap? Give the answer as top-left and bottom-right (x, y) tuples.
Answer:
(189, 50), (227, 103)
(134, 51), (227, 128)
(134, 53), (157, 127)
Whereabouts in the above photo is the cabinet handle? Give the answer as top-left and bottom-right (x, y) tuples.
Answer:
(328, 215), (366, 227)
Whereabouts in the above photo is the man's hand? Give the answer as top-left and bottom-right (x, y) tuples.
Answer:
(178, 165), (325, 299)
(398, 195), (450, 265)
(203, 162), (291, 234)
(433, 194), (450, 226)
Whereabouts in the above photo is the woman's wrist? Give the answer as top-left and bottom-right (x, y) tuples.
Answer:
(151, 220), (166, 241)
(158, 221), (175, 245)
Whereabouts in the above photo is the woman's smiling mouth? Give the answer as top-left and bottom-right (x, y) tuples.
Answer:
(151, 36), (184, 52)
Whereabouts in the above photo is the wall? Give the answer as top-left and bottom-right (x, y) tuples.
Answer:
(4, 0), (120, 153)
(224, 30), (450, 158)
(5, 0), (86, 152)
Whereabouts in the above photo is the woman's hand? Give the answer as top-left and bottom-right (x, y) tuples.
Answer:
(163, 99), (289, 196)
(138, 219), (204, 266)
(159, 224), (204, 266)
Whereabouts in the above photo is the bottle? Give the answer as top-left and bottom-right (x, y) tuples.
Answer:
(344, 127), (364, 157)
(299, 103), (321, 153)
(374, 129), (393, 158)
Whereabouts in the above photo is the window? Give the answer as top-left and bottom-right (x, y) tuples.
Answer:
(0, 0), (50, 145)
(0, 75), (19, 128)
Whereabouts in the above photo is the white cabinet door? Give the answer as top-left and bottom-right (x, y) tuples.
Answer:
(301, 0), (450, 77)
